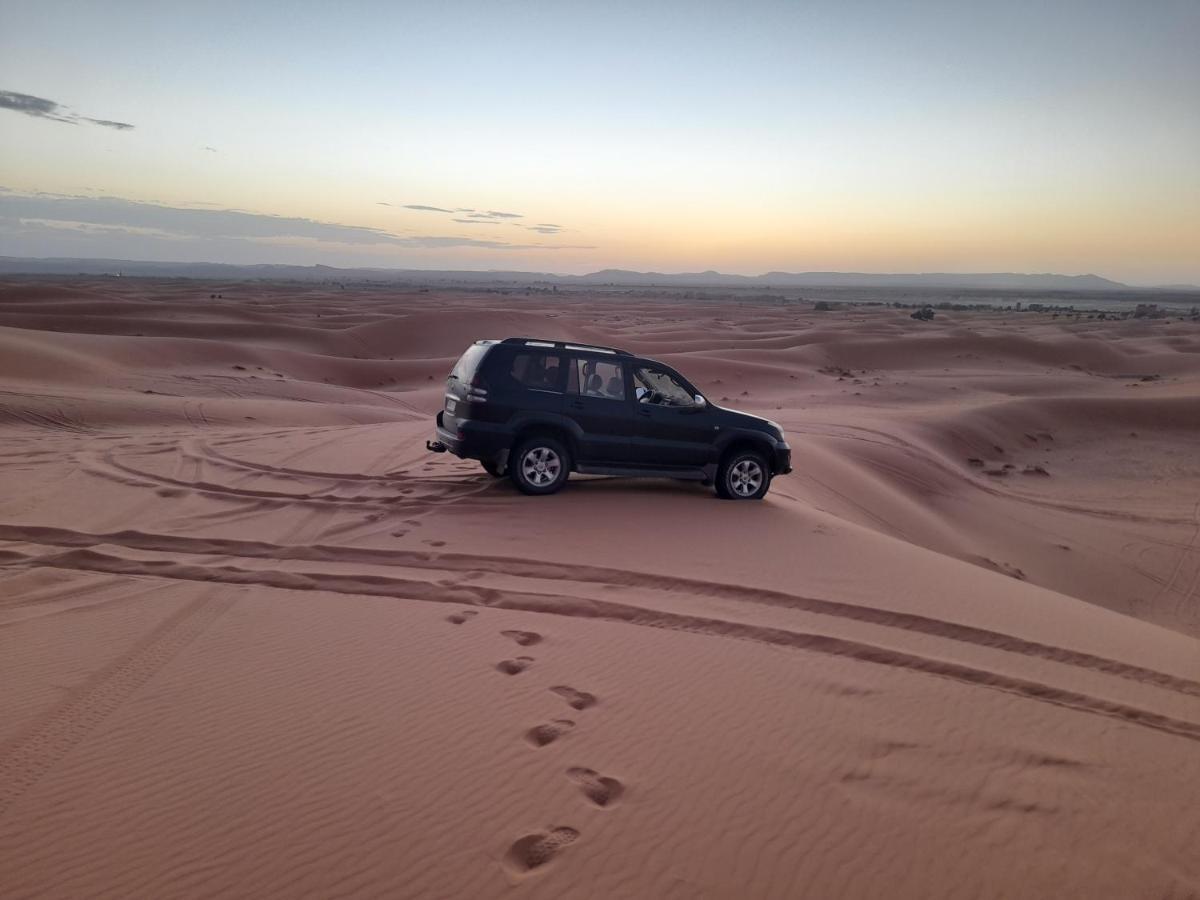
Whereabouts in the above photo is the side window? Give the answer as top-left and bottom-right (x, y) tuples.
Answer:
(510, 353), (562, 391)
(569, 358), (626, 401)
(633, 368), (694, 405)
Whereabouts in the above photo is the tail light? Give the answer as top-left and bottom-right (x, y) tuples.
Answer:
(467, 374), (489, 403)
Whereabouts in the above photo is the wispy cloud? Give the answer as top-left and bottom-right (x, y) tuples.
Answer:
(0, 89), (134, 130)
(386, 203), (562, 231)
(0, 190), (592, 252)
(84, 118), (134, 131)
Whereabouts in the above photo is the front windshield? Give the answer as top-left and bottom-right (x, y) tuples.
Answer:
(633, 367), (695, 406)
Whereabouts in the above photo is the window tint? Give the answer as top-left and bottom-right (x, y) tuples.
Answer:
(569, 358), (626, 400)
(450, 344), (489, 382)
(633, 367), (694, 405)
(510, 352), (562, 390)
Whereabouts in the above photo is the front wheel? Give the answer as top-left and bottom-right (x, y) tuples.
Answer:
(716, 450), (770, 500)
(510, 437), (570, 495)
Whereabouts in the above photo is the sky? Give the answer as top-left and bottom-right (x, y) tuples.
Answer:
(1, 0), (1198, 284)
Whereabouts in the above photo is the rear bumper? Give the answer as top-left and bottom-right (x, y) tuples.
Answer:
(431, 411), (510, 465)
(432, 411), (464, 455)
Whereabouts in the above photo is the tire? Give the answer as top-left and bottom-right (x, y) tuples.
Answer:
(481, 460), (504, 477)
(510, 436), (570, 495)
(716, 450), (770, 500)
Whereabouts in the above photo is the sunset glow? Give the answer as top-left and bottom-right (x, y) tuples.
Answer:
(2, 1), (1197, 283)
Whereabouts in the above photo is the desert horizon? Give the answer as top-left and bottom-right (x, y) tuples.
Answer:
(1, 254), (1199, 294)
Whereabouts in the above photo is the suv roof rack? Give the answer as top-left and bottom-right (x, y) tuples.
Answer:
(500, 337), (632, 356)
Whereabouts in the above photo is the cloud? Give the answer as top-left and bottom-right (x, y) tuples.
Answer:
(401, 235), (545, 250)
(389, 203), (538, 225)
(0, 90), (60, 119)
(0, 89), (134, 130)
(82, 118), (135, 131)
(536, 223), (563, 228)
(393, 203), (525, 220)
(0, 190), (590, 252)
(525, 226), (563, 234)
(453, 218), (496, 225)
(0, 192), (404, 245)
(377, 201), (392, 206)
(204, 146), (218, 152)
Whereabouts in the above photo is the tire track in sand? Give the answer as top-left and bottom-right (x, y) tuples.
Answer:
(0, 590), (233, 817)
(1, 523), (1196, 701)
(7, 545), (1200, 745)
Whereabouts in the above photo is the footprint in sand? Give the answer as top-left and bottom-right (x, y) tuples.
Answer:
(500, 630), (542, 647)
(504, 827), (580, 875)
(496, 656), (534, 675)
(550, 685), (597, 711)
(566, 767), (625, 808)
(446, 609), (478, 625)
(525, 719), (575, 747)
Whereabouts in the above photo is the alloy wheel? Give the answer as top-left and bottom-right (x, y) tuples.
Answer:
(521, 446), (561, 487)
(728, 458), (763, 497)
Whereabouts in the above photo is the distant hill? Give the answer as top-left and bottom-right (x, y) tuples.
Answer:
(572, 269), (1128, 290)
(0, 256), (1143, 291)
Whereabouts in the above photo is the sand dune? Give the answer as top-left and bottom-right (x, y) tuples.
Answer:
(1, 278), (1198, 899)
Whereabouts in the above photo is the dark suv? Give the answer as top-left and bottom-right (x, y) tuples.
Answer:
(426, 338), (791, 499)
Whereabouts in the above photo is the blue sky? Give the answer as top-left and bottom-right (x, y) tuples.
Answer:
(1, 0), (1197, 282)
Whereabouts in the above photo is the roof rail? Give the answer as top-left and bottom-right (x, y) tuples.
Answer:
(500, 337), (632, 356)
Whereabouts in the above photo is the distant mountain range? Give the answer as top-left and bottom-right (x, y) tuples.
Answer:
(575, 269), (1132, 290)
(1, 256), (1196, 292)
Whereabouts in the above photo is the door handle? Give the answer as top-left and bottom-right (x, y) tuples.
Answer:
(637, 408), (650, 417)
(569, 400), (584, 409)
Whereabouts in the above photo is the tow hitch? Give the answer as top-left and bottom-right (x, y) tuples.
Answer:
(426, 440), (446, 453)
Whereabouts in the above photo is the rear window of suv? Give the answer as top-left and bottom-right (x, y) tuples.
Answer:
(449, 343), (490, 383)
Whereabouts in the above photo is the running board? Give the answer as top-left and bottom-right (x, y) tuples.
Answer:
(575, 464), (708, 481)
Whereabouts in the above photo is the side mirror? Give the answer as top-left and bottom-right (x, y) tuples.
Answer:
(692, 394), (707, 409)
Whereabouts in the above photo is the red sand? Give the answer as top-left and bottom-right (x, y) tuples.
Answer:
(1, 278), (1198, 898)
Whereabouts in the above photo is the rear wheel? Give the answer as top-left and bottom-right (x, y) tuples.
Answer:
(510, 437), (570, 495)
(716, 450), (770, 500)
